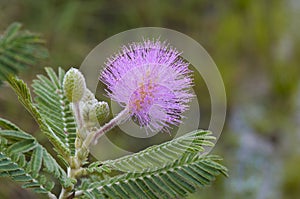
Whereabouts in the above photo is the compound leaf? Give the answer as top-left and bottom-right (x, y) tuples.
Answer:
(0, 22), (48, 84)
(32, 67), (77, 155)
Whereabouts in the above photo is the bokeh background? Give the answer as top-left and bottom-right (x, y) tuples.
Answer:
(1, 0), (300, 198)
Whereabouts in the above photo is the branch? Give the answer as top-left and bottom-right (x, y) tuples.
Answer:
(91, 108), (129, 145)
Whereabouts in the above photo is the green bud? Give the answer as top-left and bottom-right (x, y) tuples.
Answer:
(63, 68), (86, 102)
(82, 99), (97, 125)
(82, 100), (109, 126)
(95, 101), (109, 125)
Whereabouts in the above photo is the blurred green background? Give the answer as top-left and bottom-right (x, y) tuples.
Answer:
(1, 0), (300, 198)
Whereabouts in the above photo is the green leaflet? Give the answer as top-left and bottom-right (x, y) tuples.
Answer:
(0, 118), (22, 131)
(30, 145), (43, 178)
(97, 130), (215, 173)
(7, 139), (37, 154)
(77, 154), (228, 199)
(0, 22), (48, 84)
(32, 67), (77, 155)
(0, 129), (34, 140)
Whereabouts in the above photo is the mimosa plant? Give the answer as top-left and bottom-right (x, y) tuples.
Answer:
(0, 23), (227, 199)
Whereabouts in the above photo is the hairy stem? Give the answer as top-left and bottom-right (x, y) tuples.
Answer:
(90, 108), (129, 145)
(58, 108), (129, 198)
(73, 102), (83, 129)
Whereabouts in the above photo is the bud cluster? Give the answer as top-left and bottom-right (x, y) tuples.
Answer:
(82, 95), (109, 129)
(63, 68), (110, 130)
(62, 68), (110, 165)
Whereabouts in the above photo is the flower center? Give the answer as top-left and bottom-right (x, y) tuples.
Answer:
(129, 83), (155, 113)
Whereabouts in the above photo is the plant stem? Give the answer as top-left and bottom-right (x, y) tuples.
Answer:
(58, 167), (74, 199)
(59, 108), (129, 198)
(90, 108), (129, 145)
(73, 102), (83, 129)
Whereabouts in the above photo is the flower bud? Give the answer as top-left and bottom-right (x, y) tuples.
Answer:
(82, 100), (98, 125)
(95, 101), (109, 125)
(82, 100), (109, 126)
(63, 68), (86, 102)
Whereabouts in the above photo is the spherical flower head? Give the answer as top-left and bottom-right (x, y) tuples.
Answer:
(100, 39), (193, 132)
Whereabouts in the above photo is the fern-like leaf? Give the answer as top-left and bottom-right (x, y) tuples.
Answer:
(32, 67), (77, 155)
(95, 130), (215, 173)
(0, 22), (48, 84)
(0, 150), (53, 194)
(0, 118), (73, 192)
(76, 154), (227, 199)
(6, 75), (71, 158)
(76, 130), (227, 199)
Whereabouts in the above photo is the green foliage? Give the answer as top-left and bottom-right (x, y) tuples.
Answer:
(95, 130), (215, 173)
(77, 154), (227, 199)
(7, 75), (71, 158)
(0, 22), (48, 84)
(32, 67), (77, 155)
(76, 131), (227, 199)
(0, 118), (72, 196)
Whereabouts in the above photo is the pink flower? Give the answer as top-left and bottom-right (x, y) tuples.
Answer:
(100, 39), (193, 132)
